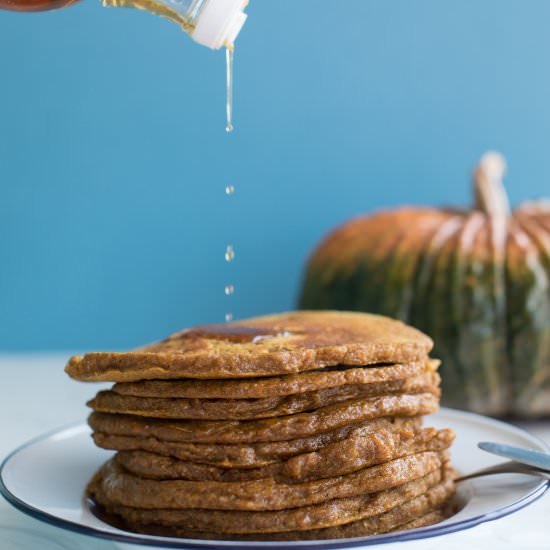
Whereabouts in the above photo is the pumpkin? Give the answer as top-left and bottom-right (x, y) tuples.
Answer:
(299, 153), (550, 417)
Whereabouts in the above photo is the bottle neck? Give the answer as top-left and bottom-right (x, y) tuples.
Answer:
(191, 0), (248, 49)
(102, 0), (248, 49)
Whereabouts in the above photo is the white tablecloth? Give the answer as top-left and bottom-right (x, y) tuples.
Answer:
(1, 354), (549, 549)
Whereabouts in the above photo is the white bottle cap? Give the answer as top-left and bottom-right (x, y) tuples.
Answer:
(192, 0), (249, 50)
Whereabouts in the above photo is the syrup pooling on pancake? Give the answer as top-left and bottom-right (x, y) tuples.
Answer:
(183, 324), (293, 343)
(65, 311), (434, 381)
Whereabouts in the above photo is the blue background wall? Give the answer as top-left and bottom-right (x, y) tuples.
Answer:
(1, 0), (550, 350)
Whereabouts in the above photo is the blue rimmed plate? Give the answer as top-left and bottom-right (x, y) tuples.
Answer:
(1, 408), (548, 549)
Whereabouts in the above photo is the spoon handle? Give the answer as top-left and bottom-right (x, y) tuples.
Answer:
(479, 441), (550, 472)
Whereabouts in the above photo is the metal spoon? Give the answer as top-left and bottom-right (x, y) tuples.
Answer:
(457, 442), (550, 482)
(478, 441), (550, 471)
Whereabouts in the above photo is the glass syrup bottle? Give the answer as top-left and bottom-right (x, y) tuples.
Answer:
(0, 0), (249, 49)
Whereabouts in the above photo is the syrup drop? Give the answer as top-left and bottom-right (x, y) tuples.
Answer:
(225, 245), (235, 262)
(225, 313), (234, 322)
(225, 284), (234, 296)
(225, 184), (235, 195)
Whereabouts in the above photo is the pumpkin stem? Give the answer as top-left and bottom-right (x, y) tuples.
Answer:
(473, 151), (511, 219)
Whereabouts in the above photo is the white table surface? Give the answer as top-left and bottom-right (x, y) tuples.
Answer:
(1, 354), (550, 550)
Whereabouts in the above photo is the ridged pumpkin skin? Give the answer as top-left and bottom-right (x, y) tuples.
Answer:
(299, 154), (550, 417)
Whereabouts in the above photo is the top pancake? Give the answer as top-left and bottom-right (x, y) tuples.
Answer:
(65, 311), (433, 382)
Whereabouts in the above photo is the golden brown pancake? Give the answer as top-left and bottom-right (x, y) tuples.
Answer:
(110, 475), (454, 540)
(89, 372), (440, 420)
(395, 509), (448, 532)
(111, 360), (438, 399)
(89, 464), (451, 534)
(71, 310), (453, 542)
(66, 311), (433, 382)
(115, 427), (455, 482)
(88, 392), (438, 444)
(91, 417), (424, 468)
(90, 451), (444, 512)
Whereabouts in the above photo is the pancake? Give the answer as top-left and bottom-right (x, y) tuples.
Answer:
(115, 427), (455, 482)
(65, 311), (433, 381)
(395, 509), (448, 532)
(89, 372), (440, 420)
(88, 392), (438, 444)
(91, 451), (444, 512)
(70, 310), (454, 543)
(91, 416), (424, 468)
(111, 360), (438, 399)
(111, 476), (455, 540)
(89, 464), (451, 534)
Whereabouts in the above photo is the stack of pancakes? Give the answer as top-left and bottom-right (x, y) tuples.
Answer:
(66, 311), (456, 541)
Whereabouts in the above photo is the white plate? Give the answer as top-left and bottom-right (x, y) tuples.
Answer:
(0, 408), (548, 549)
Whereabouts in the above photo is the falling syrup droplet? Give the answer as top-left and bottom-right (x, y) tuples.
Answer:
(225, 284), (234, 296)
(225, 184), (235, 195)
(225, 312), (233, 322)
(225, 245), (235, 262)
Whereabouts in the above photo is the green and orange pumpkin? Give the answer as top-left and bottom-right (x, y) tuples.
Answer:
(300, 153), (550, 417)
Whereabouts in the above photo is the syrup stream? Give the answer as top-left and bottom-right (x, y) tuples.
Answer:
(224, 45), (235, 321)
(225, 45), (234, 133)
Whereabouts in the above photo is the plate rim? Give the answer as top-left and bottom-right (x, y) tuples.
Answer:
(1, 408), (549, 549)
